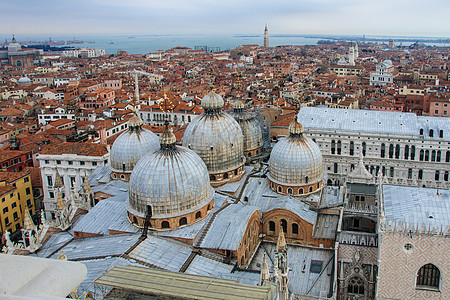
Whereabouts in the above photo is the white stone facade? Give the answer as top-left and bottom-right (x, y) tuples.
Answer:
(37, 153), (109, 219)
(296, 107), (450, 189)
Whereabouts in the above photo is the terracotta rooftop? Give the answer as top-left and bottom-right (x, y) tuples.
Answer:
(271, 112), (296, 127)
(39, 142), (108, 157)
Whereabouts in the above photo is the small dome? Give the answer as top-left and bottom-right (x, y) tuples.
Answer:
(183, 110), (245, 175)
(228, 104), (263, 158)
(201, 90), (224, 111)
(268, 120), (324, 195)
(17, 77), (31, 84)
(110, 116), (159, 176)
(128, 143), (214, 219)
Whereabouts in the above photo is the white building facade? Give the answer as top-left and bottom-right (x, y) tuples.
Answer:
(37, 143), (109, 219)
(370, 60), (394, 86)
(296, 107), (450, 189)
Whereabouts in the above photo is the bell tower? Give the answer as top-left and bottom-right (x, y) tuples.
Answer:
(264, 24), (269, 48)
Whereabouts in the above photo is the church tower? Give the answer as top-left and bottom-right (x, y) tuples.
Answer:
(264, 24), (269, 48)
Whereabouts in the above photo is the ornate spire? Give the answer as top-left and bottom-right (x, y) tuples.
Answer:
(83, 175), (91, 194)
(277, 228), (287, 253)
(56, 191), (65, 211)
(160, 121), (177, 150)
(259, 252), (271, 285)
(23, 209), (35, 231)
(54, 169), (63, 188)
(57, 251), (67, 260)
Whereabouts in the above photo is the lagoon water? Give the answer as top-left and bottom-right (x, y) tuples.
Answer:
(12, 34), (322, 55)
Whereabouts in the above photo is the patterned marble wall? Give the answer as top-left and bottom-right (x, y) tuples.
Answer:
(377, 231), (450, 299)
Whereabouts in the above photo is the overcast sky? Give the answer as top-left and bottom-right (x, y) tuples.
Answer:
(2, 0), (450, 37)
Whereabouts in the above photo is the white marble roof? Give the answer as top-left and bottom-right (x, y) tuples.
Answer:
(382, 185), (450, 227)
(298, 107), (450, 139)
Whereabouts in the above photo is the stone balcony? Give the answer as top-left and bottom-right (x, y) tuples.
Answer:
(338, 230), (378, 247)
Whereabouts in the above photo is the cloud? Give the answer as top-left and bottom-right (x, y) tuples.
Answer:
(1, 0), (450, 37)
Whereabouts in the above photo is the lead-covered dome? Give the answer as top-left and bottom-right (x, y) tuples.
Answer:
(110, 114), (159, 180)
(182, 91), (246, 186)
(128, 123), (214, 230)
(229, 101), (263, 158)
(268, 118), (324, 196)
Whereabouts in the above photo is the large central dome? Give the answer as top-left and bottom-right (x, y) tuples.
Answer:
(182, 91), (246, 186)
(268, 117), (324, 196)
(128, 123), (214, 230)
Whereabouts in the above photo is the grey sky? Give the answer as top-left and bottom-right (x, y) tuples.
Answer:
(2, 0), (450, 37)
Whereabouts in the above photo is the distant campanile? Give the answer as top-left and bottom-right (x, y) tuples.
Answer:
(264, 24), (269, 48)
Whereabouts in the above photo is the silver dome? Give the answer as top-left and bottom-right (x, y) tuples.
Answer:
(182, 112), (245, 174)
(110, 126), (159, 173)
(128, 145), (214, 218)
(229, 103), (263, 156)
(182, 91), (245, 174)
(269, 121), (324, 186)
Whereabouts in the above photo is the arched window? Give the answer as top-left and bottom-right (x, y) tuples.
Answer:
(425, 150), (430, 161)
(347, 276), (365, 295)
(395, 144), (400, 159)
(416, 264), (440, 289)
(292, 223), (299, 235)
(419, 150), (424, 161)
(210, 175), (216, 181)
(287, 188), (293, 194)
(404, 145), (409, 160)
(411, 145), (416, 160)
(278, 186), (282, 193)
(195, 211), (202, 219)
(429, 129), (434, 137)
(179, 217), (187, 226)
(161, 221), (170, 228)
(299, 188), (304, 194)
(331, 140), (336, 154)
(305, 176), (309, 183)
(362, 142), (366, 156)
(350, 141), (354, 156)
(419, 128), (424, 135)
(337, 140), (342, 155)
(439, 130), (444, 138)
(207, 204), (211, 211)
(437, 151), (441, 162)
(281, 219), (287, 233)
(223, 172), (229, 180)
(389, 144), (394, 158)
(309, 186), (313, 193)
(132, 216), (138, 224)
(269, 221), (275, 233)
(432, 150), (436, 162)
(380, 143), (385, 158)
